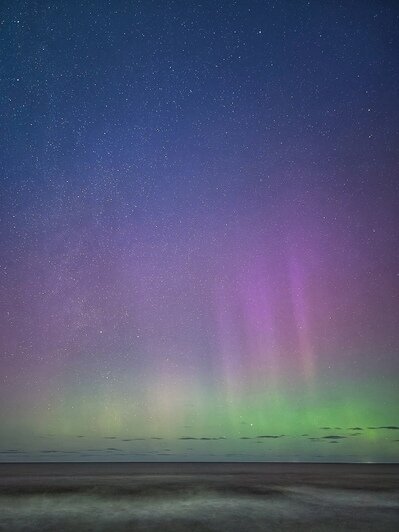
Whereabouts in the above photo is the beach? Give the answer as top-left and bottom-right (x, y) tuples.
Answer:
(0, 462), (398, 531)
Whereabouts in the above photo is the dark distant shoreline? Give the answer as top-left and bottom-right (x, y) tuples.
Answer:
(1, 462), (398, 488)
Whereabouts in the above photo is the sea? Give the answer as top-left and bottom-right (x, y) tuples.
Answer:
(0, 462), (398, 531)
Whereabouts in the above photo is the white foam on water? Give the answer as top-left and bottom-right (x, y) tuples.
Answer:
(0, 487), (398, 531)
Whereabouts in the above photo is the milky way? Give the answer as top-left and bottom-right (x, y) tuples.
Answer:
(0, 1), (398, 461)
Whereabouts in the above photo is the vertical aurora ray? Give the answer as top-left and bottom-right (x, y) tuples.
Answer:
(288, 254), (317, 387)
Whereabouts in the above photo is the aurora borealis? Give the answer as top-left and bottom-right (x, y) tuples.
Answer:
(1, 0), (398, 463)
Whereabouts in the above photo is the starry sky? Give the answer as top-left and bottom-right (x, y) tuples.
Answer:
(0, 0), (398, 463)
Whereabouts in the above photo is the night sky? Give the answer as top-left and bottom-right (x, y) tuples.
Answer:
(1, 1), (398, 462)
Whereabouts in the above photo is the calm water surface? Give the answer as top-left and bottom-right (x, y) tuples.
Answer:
(0, 463), (398, 531)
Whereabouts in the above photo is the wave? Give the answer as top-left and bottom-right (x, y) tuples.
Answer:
(0, 484), (398, 531)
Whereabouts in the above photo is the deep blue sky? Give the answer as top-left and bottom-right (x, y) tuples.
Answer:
(1, 1), (398, 462)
